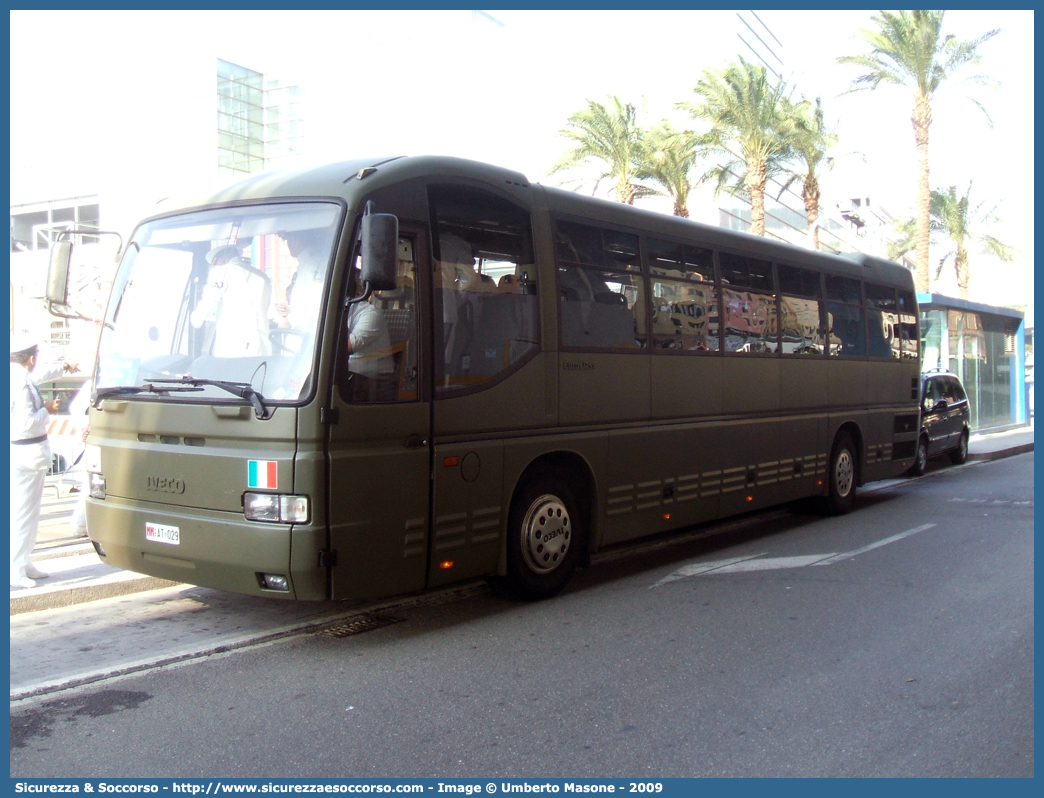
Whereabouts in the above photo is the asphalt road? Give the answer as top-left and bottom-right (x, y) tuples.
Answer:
(10, 454), (1034, 777)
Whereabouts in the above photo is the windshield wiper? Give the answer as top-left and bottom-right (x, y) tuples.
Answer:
(148, 377), (268, 419)
(93, 383), (204, 408)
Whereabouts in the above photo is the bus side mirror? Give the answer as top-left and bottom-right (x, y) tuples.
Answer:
(47, 240), (73, 305)
(360, 212), (399, 293)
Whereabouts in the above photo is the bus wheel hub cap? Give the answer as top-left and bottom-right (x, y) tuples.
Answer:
(836, 451), (854, 496)
(522, 495), (571, 575)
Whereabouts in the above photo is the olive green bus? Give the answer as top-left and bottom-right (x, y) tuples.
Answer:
(52, 156), (921, 601)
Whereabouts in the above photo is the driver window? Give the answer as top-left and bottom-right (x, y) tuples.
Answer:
(340, 237), (419, 403)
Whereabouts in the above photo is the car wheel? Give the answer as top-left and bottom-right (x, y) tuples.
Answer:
(488, 471), (584, 601)
(910, 435), (929, 476)
(822, 432), (857, 514)
(950, 429), (969, 465)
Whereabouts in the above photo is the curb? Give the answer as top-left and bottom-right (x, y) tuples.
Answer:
(968, 442), (1033, 462)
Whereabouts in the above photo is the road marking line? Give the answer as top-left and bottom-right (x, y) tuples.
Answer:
(810, 523), (936, 566)
(654, 522), (937, 586)
(652, 554), (769, 587)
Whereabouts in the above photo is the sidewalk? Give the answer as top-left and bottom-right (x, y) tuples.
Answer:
(11, 421), (1033, 615)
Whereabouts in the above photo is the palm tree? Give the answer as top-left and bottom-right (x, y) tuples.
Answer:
(886, 216), (918, 263)
(637, 122), (702, 217)
(785, 97), (838, 251)
(680, 57), (795, 236)
(551, 96), (655, 205)
(838, 10), (1000, 292)
(930, 183), (1016, 300)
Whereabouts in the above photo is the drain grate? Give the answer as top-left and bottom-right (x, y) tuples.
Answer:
(316, 615), (404, 638)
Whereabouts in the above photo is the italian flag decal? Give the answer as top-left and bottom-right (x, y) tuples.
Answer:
(248, 460), (278, 490)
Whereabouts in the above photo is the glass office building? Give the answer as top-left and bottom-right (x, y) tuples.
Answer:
(217, 59), (302, 177)
(919, 294), (1028, 431)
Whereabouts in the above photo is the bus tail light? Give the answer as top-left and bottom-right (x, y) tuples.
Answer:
(244, 493), (310, 524)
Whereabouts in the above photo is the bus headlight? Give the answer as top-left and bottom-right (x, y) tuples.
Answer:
(243, 492), (310, 524)
(89, 472), (106, 499)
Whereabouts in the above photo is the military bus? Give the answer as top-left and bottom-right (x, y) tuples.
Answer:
(47, 156), (921, 601)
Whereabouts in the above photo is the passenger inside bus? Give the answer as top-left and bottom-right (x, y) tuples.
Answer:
(344, 268), (394, 380)
(190, 244), (272, 358)
(274, 229), (327, 330)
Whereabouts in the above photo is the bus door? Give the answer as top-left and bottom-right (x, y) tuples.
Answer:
(326, 225), (432, 600)
(425, 183), (543, 588)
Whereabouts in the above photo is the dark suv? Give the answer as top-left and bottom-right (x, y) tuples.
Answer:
(910, 370), (971, 475)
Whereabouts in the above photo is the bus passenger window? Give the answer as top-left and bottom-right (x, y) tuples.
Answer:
(722, 289), (777, 353)
(719, 252), (776, 354)
(826, 274), (862, 305)
(647, 238), (714, 283)
(899, 314), (918, 360)
(651, 278), (718, 352)
(559, 266), (646, 350)
(827, 302), (866, 357)
(867, 309), (900, 359)
(555, 221), (645, 350)
(429, 185), (539, 393)
(779, 296), (826, 355)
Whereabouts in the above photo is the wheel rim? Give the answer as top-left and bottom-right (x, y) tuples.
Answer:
(917, 440), (928, 471)
(520, 494), (571, 575)
(958, 433), (968, 459)
(835, 449), (854, 497)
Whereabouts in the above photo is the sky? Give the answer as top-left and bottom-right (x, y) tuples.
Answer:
(9, 9), (1035, 308)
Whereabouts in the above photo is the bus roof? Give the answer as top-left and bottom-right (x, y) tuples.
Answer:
(151, 155), (531, 215)
(151, 155), (913, 292)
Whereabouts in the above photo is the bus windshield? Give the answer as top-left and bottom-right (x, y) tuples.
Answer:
(95, 202), (342, 405)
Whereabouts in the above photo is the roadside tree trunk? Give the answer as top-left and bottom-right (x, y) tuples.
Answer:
(955, 246), (970, 300)
(616, 180), (637, 205)
(804, 174), (821, 250)
(747, 160), (767, 236)
(912, 97), (933, 292)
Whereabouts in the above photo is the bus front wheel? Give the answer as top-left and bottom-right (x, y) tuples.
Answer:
(491, 473), (583, 601)
(822, 432), (857, 515)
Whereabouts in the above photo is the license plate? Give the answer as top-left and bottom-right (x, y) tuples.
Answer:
(145, 522), (180, 545)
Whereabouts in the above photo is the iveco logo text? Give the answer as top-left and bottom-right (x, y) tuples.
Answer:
(147, 476), (186, 494)
(543, 528), (565, 544)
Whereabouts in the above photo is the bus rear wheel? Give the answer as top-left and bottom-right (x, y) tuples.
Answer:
(822, 432), (857, 515)
(490, 473), (584, 601)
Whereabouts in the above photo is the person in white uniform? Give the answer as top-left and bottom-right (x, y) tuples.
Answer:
(190, 244), (272, 358)
(10, 336), (78, 589)
(274, 230), (327, 331)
